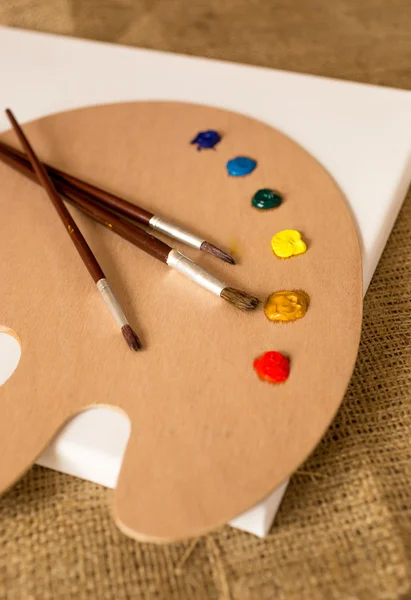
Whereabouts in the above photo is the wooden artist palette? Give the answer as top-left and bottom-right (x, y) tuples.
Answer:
(0, 102), (362, 541)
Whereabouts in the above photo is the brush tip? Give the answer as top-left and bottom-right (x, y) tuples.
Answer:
(200, 240), (235, 265)
(121, 324), (142, 351)
(220, 287), (260, 312)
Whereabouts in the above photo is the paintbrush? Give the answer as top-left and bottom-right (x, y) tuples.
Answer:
(0, 142), (260, 312)
(0, 139), (235, 265)
(5, 109), (141, 351)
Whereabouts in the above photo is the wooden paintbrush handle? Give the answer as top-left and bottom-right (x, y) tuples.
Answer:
(64, 187), (172, 263)
(0, 146), (171, 264)
(0, 139), (154, 225)
(5, 110), (106, 283)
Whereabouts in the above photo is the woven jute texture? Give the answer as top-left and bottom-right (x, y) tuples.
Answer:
(0, 2), (411, 599)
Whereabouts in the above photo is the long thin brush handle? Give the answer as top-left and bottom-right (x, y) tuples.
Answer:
(5, 110), (142, 348)
(5, 110), (105, 283)
(0, 142), (259, 312)
(0, 139), (235, 265)
(0, 140), (139, 226)
(0, 138), (153, 225)
(0, 146), (172, 263)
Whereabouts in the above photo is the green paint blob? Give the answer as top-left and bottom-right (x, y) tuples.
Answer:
(251, 188), (282, 210)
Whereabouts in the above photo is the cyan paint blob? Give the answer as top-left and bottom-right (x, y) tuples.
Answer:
(190, 129), (221, 150)
(226, 156), (257, 177)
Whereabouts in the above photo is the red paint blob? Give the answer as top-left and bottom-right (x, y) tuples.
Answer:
(253, 351), (290, 384)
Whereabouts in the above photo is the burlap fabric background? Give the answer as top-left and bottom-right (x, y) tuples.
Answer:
(0, 2), (410, 599)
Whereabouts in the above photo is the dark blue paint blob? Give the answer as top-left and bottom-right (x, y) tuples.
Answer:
(190, 129), (221, 151)
(226, 156), (257, 177)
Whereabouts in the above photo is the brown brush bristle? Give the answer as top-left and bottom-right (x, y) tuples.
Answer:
(220, 287), (260, 312)
(200, 241), (235, 265)
(121, 324), (141, 351)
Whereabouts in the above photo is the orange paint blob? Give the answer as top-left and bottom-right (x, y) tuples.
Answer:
(264, 290), (310, 323)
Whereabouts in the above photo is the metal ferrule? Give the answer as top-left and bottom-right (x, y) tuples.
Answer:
(97, 278), (128, 327)
(149, 215), (204, 249)
(166, 249), (226, 297)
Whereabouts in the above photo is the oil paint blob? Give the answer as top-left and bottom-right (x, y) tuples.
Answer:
(264, 290), (310, 322)
(252, 188), (282, 210)
(190, 129), (221, 150)
(226, 156), (257, 176)
(253, 351), (290, 384)
(271, 229), (307, 258)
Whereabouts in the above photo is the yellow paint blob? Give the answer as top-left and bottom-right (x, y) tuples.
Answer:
(264, 290), (310, 322)
(271, 229), (307, 258)
(68, 225), (74, 234)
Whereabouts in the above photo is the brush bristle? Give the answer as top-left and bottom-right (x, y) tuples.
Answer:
(121, 324), (141, 351)
(220, 287), (260, 312)
(200, 241), (235, 265)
